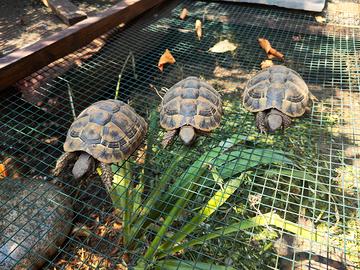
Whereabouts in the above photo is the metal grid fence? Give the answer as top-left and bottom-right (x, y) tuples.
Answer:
(1, 0), (360, 269)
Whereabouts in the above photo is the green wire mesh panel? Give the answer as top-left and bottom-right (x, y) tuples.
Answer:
(1, 0), (360, 269)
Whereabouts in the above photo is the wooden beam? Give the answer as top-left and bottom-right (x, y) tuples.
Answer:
(0, 0), (167, 91)
(41, 0), (87, 26)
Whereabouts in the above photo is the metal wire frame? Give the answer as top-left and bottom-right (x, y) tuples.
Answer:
(0, 0), (360, 269)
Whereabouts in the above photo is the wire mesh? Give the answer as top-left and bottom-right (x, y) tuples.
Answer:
(1, 0), (360, 269)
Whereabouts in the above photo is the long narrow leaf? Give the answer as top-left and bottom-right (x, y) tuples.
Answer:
(155, 260), (236, 270)
(129, 151), (186, 241)
(159, 172), (245, 252)
(167, 134), (247, 194)
(159, 212), (323, 258)
(143, 165), (207, 262)
(214, 149), (293, 179)
(162, 135), (247, 208)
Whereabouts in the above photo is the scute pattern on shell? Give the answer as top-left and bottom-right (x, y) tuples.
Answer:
(160, 77), (223, 131)
(243, 65), (310, 117)
(64, 99), (147, 163)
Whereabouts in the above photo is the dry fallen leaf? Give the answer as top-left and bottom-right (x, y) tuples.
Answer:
(72, 225), (92, 237)
(260, 60), (274, 69)
(97, 225), (107, 237)
(122, 253), (130, 264)
(158, 49), (176, 72)
(179, 8), (188, 20)
(209, 39), (237, 53)
(113, 222), (122, 231)
(315, 15), (326, 23)
(195, 19), (202, 40)
(258, 38), (284, 60)
(44, 136), (59, 144)
(0, 163), (8, 179)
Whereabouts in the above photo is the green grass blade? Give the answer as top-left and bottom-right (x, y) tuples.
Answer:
(112, 162), (133, 245)
(143, 166), (205, 262)
(160, 212), (323, 258)
(163, 134), (247, 205)
(214, 149), (293, 179)
(158, 172), (245, 252)
(143, 109), (159, 185)
(129, 152), (186, 241)
(154, 260), (236, 270)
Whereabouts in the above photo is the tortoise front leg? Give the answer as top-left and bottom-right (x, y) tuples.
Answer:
(162, 130), (178, 148)
(255, 112), (267, 134)
(100, 163), (113, 192)
(281, 113), (292, 129)
(53, 152), (76, 176)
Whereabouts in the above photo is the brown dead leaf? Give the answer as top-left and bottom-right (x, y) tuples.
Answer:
(315, 15), (326, 23)
(97, 225), (107, 237)
(258, 38), (284, 60)
(44, 136), (59, 144)
(158, 49), (176, 72)
(0, 163), (8, 179)
(179, 8), (188, 20)
(195, 19), (202, 40)
(122, 253), (130, 264)
(72, 225), (92, 238)
(116, 264), (128, 270)
(258, 38), (271, 53)
(208, 39), (237, 53)
(260, 60), (274, 69)
(113, 222), (123, 231)
(110, 247), (119, 256)
(135, 145), (147, 164)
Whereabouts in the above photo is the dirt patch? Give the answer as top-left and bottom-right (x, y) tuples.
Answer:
(323, 1), (360, 26)
(0, 0), (66, 55)
(0, 0), (121, 56)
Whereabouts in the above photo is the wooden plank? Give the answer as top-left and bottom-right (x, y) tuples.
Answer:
(0, 0), (167, 91)
(41, 0), (87, 26)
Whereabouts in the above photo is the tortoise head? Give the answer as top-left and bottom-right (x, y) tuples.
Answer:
(179, 126), (196, 145)
(72, 152), (95, 179)
(266, 109), (283, 132)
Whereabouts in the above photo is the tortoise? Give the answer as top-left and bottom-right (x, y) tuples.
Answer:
(160, 76), (223, 146)
(243, 65), (317, 133)
(53, 99), (147, 191)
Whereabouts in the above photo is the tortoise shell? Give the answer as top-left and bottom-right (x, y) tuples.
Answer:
(64, 99), (147, 164)
(243, 65), (310, 117)
(160, 76), (223, 132)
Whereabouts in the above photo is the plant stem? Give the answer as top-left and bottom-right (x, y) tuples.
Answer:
(67, 82), (76, 120)
(114, 51), (137, 100)
(123, 161), (133, 246)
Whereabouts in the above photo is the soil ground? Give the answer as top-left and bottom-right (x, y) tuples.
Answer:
(0, 0), (119, 56)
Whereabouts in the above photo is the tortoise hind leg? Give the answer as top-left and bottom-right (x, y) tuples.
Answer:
(100, 163), (113, 192)
(255, 112), (267, 134)
(53, 152), (76, 176)
(162, 130), (178, 148)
